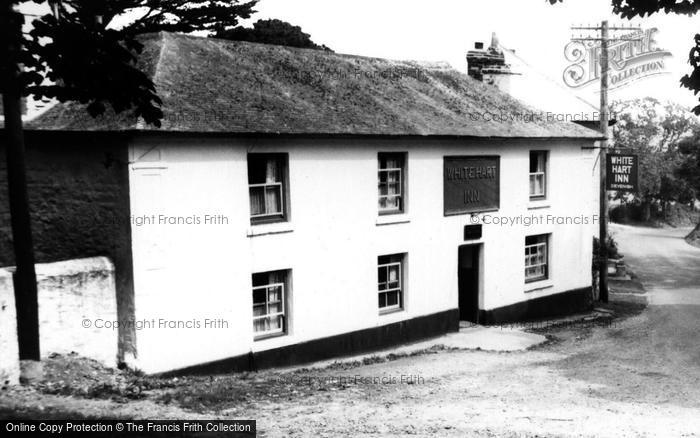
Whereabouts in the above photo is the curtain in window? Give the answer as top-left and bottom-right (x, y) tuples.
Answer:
(387, 264), (399, 288)
(250, 157), (282, 217)
(379, 156), (402, 211)
(386, 157), (400, 210)
(265, 159), (282, 214)
(252, 271), (285, 334)
(529, 152), (545, 172)
(253, 284), (268, 333)
(529, 152), (546, 197)
(250, 188), (265, 216)
(529, 175), (544, 197)
(268, 271), (284, 307)
(524, 235), (548, 281)
(378, 256), (402, 309)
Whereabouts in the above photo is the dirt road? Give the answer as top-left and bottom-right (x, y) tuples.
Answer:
(2, 224), (700, 437)
(238, 224), (700, 437)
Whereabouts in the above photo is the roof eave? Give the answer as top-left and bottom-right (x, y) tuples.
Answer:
(14, 128), (604, 141)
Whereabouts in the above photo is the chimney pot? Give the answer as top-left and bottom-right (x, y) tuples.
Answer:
(466, 32), (514, 94)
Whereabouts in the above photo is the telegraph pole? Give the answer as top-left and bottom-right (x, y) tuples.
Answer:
(599, 20), (610, 303)
(571, 22), (641, 303)
(1, 1), (41, 372)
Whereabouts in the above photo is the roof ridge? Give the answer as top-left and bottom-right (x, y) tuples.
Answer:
(165, 31), (456, 72)
(135, 31), (169, 130)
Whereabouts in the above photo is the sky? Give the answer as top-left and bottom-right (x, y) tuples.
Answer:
(247, 0), (700, 114)
(18, 0), (700, 115)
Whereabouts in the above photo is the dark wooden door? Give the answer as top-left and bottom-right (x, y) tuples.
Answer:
(458, 245), (480, 323)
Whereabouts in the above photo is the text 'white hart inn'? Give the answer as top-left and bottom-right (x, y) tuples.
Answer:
(10, 32), (603, 374)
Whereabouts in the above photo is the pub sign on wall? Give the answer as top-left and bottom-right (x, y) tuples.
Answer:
(444, 156), (500, 215)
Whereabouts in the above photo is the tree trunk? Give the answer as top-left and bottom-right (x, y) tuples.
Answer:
(1, 1), (41, 363)
(641, 200), (651, 222)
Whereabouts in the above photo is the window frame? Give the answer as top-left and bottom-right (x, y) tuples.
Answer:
(529, 151), (548, 200)
(378, 253), (406, 313)
(252, 270), (290, 341)
(248, 153), (290, 225)
(378, 152), (407, 215)
(524, 234), (549, 283)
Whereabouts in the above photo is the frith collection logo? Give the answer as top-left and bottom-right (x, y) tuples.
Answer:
(563, 28), (672, 90)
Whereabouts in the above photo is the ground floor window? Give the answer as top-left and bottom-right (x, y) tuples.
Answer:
(525, 234), (549, 283)
(252, 270), (289, 338)
(378, 254), (405, 312)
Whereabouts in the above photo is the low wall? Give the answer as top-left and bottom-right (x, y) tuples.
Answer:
(0, 269), (19, 387)
(0, 133), (135, 365)
(0, 257), (118, 385)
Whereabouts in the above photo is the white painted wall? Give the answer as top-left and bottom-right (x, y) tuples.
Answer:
(35, 257), (119, 366)
(0, 268), (19, 386)
(128, 136), (596, 374)
(0, 257), (118, 383)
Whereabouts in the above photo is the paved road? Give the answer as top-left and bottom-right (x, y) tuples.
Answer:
(608, 224), (700, 400)
(546, 223), (700, 426)
(612, 224), (700, 305)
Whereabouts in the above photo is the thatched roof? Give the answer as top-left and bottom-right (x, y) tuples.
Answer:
(17, 32), (599, 138)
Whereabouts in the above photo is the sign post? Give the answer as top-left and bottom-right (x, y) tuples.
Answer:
(570, 22), (644, 303)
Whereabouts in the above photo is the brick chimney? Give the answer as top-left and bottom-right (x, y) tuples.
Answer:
(466, 32), (515, 93)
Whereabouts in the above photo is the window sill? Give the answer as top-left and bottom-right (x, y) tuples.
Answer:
(376, 214), (411, 226)
(527, 200), (550, 210)
(379, 307), (404, 316)
(254, 331), (287, 342)
(247, 222), (294, 237)
(131, 161), (169, 170)
(525, 279), (553, 292)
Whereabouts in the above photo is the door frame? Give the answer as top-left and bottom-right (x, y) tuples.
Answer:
(458, 243), (483, 324)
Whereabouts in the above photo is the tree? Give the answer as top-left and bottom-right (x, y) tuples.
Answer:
(1, 0), (256, 370)
(678, 132), (700, 196)
(549, 1), (700, 114)
(215, 18), (332, 51)
(10, 0), (257, 126)
(676, 129), (700, 245)
(550, 0), (700, 239)
(612, 98), (697, 220)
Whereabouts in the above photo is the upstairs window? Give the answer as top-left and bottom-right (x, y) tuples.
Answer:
(248, 154), (288, 224)
(378, 153), (406, 214)
(529, 151), (547, 199)
(378, 254), (405, 312)
(525, 234), (549, 283)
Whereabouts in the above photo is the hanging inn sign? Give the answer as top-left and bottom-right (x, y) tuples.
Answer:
(444, 156), (500, 215)
(606, 153), (639, 192)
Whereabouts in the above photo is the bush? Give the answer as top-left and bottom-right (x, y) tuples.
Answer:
(610, 200), (699, 226)
(609, 202), (649, 223)
(593, 235), (620, 271)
